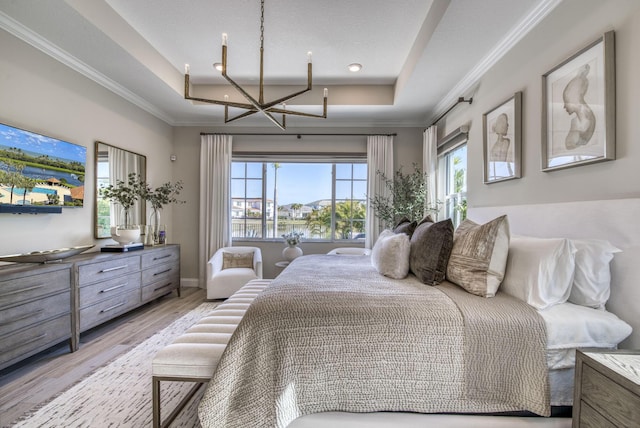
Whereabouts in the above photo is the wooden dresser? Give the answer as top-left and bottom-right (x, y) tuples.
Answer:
(72, 244), (180, 349)
(573, 349), (640, 428)
(0, 263), (72, 371)
(0, 244), (180, 369)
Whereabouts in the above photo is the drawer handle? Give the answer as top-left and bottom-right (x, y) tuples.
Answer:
(153, 268), (172, 276)
(100, 265), (127, 273)
(3, 284), (45, 296)
(153, 254), (171, 261)
(18, 333), (47, 348)
(100, 283), (127, 293)
(153, 282), (173, 292)
(100, 302), (125, 313)
(0, 309), (44, 327)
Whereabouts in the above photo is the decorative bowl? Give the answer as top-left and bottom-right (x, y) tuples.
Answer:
(0, 244), (95, 263)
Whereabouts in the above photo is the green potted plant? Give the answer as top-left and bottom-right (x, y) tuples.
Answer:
(100, 172), (145, 244)
(140, 180), (184, 244)
(369, 163), (437, 228)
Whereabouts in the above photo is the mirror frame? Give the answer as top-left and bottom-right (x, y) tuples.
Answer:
(94, 141), (147, 239)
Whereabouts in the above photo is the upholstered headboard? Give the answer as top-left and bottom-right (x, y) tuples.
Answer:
(469, 198), (640, 349)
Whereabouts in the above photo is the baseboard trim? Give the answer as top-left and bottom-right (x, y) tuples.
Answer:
(180, 278), (201, 288)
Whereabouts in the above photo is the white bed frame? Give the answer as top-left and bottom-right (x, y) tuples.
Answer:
(288, 198), (638, 428)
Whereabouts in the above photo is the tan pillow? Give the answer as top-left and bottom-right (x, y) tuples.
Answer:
(446, 215), (510, 297)
(222, 252), (254, 270)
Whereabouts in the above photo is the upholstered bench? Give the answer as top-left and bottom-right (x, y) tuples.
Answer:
(152, 279), (271, 428)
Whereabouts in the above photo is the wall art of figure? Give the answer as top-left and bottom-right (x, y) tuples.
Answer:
(563, 64), (596, 150)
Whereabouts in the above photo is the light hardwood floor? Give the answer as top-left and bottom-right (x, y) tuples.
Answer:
(0, 287), (206, 427)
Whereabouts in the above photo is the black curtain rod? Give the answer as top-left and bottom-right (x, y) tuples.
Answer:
(200, 132), (397, 137)
(428, 97), (473, 128)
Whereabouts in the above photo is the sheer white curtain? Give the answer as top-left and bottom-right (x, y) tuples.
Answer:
(199, 134), (233, 288)
(423, 126), (438, 219)
(365, 135), (394, 249)
(108, 145), (143, 226)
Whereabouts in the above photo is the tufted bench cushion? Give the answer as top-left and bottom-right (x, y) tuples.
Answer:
(151, 279), (271, 428)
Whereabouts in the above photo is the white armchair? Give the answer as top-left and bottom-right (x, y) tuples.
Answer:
(206, 246), (263, 299)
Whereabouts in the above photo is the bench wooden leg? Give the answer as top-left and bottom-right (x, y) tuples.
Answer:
(153, 376), (205, 428)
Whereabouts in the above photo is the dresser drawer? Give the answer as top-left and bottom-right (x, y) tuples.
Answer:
(579, 401), (617, 428)
(141, 246), (179, 269)
(79, 289), (141, 332)
(582, 364), (640, 426)
(79, 272), (141, 309)
(0, 314), (71, 369)
(77, 256), (141, 285)
(0, 290), (70, 337)
(141, 273), (180, 302)
(0, 269), (70, 309)
(142, 261), (179, 286)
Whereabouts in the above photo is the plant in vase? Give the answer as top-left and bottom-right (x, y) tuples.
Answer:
(140, 180), (185, 245)
(281, 231), (304, 262)
(100, 172), (145, 244)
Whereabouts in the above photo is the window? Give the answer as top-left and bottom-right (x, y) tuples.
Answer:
(437, 134), (467, 227)
(231, 159), (367, 241)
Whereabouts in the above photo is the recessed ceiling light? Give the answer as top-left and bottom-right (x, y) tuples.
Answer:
(213, 62), (223, 71)
(348, 63), (362, 72)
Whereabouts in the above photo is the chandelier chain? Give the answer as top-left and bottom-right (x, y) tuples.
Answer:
(260, 0), (264, 50)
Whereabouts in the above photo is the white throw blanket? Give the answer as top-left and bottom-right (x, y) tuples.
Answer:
(199, 255), (550, 427)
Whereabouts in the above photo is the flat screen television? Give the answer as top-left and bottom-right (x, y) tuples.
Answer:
(0, 122), (86, 214)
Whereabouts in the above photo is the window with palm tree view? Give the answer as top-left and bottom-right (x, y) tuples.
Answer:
(231, 161), (367, 240)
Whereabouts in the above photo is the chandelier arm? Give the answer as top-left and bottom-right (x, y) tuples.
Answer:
(222, 74), (286, 130)
(267, 107), (327, 119)
(225, 109), (260, 123)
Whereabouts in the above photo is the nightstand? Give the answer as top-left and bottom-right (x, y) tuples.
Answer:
(573, 349), (640, 427)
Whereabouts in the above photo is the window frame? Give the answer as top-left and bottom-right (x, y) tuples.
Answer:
(231, 155), (367, 242)
(436, 130), (468, 227)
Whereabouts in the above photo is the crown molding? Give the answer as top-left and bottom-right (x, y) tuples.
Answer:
(427, 0), (563, 125)
(0, 11), (175, 125)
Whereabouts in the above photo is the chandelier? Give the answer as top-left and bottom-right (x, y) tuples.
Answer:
(184, 0), (328, 130)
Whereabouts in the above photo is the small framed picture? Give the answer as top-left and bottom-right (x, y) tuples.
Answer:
(541, 31), (615, 171)
(483, 92), (522, 184)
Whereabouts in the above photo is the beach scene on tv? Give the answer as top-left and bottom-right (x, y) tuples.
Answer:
(0, 123), (86, 207)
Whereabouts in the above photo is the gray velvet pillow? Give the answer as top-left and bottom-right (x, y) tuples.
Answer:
(393, 217), (417, 237)
(409, 219), (454, 285)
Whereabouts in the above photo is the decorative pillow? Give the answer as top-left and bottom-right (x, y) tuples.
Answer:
(446, 215), (510, 297)
(371, 229), (411, 279)
(393, 217), (417, 237)
(409, 219), (454, 285)
(222, 252), (254, 270)
(500, 236), (577, 309)
(568, 239), (621, 309)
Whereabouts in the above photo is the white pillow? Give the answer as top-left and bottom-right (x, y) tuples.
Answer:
(501, 236), (577, 309)
(568, 239), (621, 309)
(371, 229), (411, 279)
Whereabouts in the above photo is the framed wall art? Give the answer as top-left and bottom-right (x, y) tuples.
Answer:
(541, 31), (615, 171)
(482, 91), (522, 184)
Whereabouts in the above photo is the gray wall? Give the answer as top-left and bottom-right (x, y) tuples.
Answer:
(2, 0), (639, 285)
(172, 126), (423, 280)
(0, 30), (175, 256)
(440, 0), (640, 210)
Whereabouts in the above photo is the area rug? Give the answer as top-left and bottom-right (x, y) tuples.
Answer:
(12, 302), (219, 428)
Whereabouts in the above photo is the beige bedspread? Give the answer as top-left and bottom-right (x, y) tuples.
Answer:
(198, 255), (550, 428)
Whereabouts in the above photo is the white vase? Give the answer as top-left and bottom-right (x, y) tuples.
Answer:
(282, 245), (303, 262)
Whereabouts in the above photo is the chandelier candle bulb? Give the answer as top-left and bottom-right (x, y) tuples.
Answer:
(224, 95), (229, 101)
(185, 64), (190, 74)
(222, 33), (228, 46)
(307, 51), (312, 63)
(324, 88), (328, 98)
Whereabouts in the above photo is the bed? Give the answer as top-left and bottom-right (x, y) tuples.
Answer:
(198, 199), (636, 428)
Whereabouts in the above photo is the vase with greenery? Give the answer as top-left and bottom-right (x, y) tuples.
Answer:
(369, 163), (436, 228)
(140, 180), (185, 244)
(100, 172), (145, 228)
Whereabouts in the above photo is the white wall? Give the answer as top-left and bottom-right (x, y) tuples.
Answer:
(0, 30), (174, 256)
(440, 0), (640, 208)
